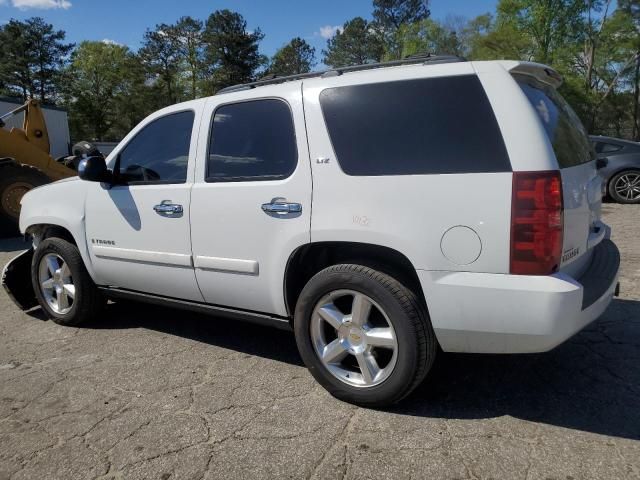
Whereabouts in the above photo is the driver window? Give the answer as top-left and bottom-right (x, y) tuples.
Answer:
(117, 110), (194, 184)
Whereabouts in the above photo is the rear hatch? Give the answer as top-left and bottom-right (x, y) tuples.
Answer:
(516, 75), (603, 278)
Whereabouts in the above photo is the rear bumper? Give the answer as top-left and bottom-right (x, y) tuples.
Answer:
(418, 239), (620, 353)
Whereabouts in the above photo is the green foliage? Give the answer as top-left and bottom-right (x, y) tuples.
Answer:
(172, 16), (204, 100)
(268, 38), (316, 76)
(65, 41), (149, 141)
(323, 17), (384, 67)
(373, 0), (431, 59)
(395, 18), (465, 58)
(2, 1), (638, 142)
(139, 24), (183, 104)
(0, 17), (73, 102)
(462, 0), (639, 139)
(202, 9), (267, 93)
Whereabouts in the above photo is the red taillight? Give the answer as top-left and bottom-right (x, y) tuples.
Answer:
(510, 171), (563, 275)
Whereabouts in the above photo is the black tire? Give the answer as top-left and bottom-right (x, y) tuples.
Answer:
(31, 237), (105, 326)
(294, 264), (438, 407)
(0, 162), (50, 234)
(608, 169), (640, 204)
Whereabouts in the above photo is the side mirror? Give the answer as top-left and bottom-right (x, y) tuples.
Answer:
(78, 156), (112, 183)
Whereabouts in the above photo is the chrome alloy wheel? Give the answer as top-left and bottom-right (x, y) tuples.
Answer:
(38, 253), (75, 315)
(310, 290), (398, 388)
(614, 172), (640, 201)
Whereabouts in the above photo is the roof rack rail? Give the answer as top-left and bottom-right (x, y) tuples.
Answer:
(216, 53), (466, 95)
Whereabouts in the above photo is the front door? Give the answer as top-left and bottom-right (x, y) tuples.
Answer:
(190, 85), (312, 316)
(85, 108), (203, 301)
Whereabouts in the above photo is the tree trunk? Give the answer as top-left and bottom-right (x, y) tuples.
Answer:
(634, 56), (640, 141)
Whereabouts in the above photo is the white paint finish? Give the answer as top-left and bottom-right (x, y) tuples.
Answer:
(93, 245), (192, 267)
(19, 177), (96, 279)
(193, 255), (259, 275)
(85, 183), (202, 301)
(17, 59), (615, 358)
(559, 161), (603, 277)
(440, 226), (482, 266)
(473, 61), (557, 172)
(302, 69), (513, 274)
(418, 267), (619, 353)
(84, 100), (206, 302)
(190, 83), (312, 315)
(477, 61), (603, 279)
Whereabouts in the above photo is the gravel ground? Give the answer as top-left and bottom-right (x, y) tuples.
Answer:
(0, 203), (638, 480)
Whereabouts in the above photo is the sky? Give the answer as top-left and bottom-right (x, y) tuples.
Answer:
(0, 0), (498, 58)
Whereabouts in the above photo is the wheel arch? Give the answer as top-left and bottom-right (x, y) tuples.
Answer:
(283, 241), (426, 318)
(24, 222), (96, 280)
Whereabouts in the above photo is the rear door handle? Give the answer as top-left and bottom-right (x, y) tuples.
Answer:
(261, 198), (302, 215)
(153, 200), (183, 217)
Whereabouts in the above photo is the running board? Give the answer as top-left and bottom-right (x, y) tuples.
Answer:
(99, 287), (293, 331)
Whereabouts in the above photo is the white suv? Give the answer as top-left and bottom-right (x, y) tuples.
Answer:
(3, 56), (621, 406)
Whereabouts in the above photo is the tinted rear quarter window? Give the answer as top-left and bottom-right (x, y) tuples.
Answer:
(319, 75), (511, 176)
(516, 77), (594, 168)
(207, 99), (297, 182)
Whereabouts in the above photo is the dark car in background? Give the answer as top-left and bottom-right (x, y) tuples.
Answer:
(590, 135), (640, 204)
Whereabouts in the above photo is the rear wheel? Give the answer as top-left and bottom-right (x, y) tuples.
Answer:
(32, 237), (105, 326)
(294, 264), (437, 407)
(609, 170), (640, 204)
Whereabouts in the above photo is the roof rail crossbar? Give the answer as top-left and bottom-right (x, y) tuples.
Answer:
(216, 54), (466, 95)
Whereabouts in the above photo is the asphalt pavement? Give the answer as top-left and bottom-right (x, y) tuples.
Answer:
(0, 203), (638, 479)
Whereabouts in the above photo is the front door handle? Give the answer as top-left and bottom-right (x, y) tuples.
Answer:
(153, 200), (183, 217)
(261, 198), (302, 215)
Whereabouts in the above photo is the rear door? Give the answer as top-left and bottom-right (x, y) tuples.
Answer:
(516, 76), (602, 276)
(189, 84), (312, 316)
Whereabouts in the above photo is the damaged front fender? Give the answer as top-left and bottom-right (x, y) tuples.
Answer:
(2, 249), (37, 310)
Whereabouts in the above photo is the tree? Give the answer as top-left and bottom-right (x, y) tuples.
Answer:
(0, 20), (33, 100)
(323, 17), (384, 67)
(372, 0), (431, 59)
(617, 0), (640, 139)
(202, 10), (266, 93)
(395, 18), (465, 58)
(268, 38), (315, 76)
(65, 41), (142, 141)
(492, 0), (585, 64)
(0, 17), (73, 102)
(172, 16), (204, 99)
(139, 24), (182, 104)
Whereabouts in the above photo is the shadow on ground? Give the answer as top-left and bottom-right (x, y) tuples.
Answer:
(0, 236), (29, 252)
(27, 297), (640, 441)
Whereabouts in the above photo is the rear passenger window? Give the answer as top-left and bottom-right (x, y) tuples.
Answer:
(207, 99), (297, 182)
(319, 75), (511, 176)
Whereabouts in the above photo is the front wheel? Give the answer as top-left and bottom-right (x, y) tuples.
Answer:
(609, 170), (640, 204)
(32, 237), (105, 326)
(294, 264), (438, 407)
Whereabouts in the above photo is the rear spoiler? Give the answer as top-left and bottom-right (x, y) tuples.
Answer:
(509, 62), (563, 89)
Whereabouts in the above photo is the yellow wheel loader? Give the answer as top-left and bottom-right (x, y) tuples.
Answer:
(0, 99), (77, 233)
